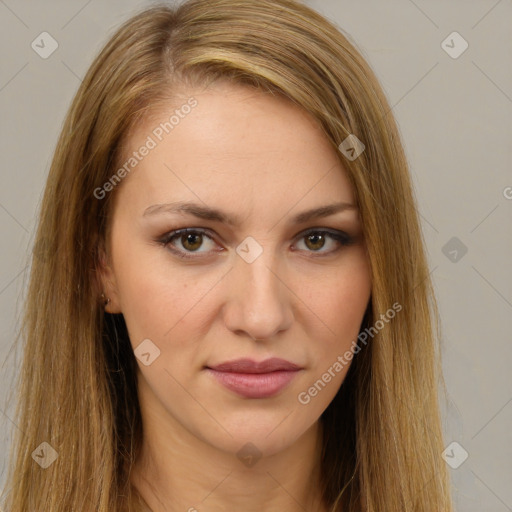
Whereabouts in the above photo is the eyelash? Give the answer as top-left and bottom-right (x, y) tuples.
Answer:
(156, 227), (355, 260)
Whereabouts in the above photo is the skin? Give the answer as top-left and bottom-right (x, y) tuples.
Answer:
(99, 81), (372, 512)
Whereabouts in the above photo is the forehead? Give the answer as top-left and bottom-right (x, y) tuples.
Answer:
(112, 81), (356, 220)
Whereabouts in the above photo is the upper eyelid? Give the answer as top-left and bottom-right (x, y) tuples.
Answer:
(164, 226), (346, 240)
(161, 226), (349, 248)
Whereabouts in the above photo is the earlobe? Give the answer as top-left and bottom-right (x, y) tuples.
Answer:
(97, 244), (122, 314)
(100, 292), (111, 309)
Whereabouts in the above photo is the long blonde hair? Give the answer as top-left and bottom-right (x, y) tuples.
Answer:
(1, 1), (453, 510)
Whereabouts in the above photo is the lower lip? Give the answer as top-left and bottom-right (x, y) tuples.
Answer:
(206, 369), (300, 398)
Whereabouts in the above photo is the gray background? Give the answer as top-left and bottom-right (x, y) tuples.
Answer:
(0, 0), (511, 510)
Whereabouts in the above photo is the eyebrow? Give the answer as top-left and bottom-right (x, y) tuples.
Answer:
(143, 201), (357, 226)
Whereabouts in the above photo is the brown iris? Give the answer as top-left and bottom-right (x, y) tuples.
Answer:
(304, 233), (325, 251)
(181, 233), (203, 251)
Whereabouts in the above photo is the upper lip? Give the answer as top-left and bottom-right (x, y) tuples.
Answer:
(207, 358), (302, 373)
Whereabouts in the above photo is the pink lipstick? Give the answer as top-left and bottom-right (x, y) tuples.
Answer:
(205, 358), (302, 399)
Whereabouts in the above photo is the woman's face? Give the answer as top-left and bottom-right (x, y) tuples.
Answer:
(100, 81), (371, 459)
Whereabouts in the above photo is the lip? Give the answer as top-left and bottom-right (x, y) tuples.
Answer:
(205, 358), (303, 399)
(208, 357), (302, 373)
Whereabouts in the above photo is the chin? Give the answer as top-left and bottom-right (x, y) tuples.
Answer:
(192, 407), (318, 462)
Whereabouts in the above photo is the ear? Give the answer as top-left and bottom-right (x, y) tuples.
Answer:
(96, 240), (122, 314)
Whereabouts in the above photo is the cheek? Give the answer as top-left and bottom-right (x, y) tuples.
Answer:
(111, 240), (219, 351)
(302, 252), (371, 355)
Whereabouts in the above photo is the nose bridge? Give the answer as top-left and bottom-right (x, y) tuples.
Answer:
(245, 251), (281, 306)
(225, 243), (293, 340)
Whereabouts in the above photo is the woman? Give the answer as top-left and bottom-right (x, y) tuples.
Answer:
(1, 0), (453, 510)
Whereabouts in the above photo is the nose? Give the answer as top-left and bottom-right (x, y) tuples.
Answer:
(222, 249), (294, 341)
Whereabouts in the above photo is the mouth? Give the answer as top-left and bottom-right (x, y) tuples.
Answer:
(205, 358), (303, 399)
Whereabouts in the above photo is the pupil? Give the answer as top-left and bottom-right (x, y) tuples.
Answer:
(183, 233), (202, 251)
(307, 234), (324, 250)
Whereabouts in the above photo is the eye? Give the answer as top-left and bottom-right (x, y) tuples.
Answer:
(293, 229), (354, 255)
(157, 227), (355, 260)
(157, 228), (220, 259)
